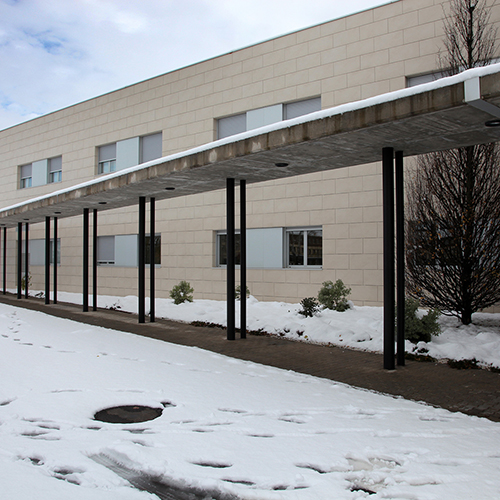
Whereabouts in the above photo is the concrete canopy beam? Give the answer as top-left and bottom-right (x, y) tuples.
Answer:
(1, 69), (500, 227)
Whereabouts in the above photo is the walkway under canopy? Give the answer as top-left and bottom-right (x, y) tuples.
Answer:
(2, 65), (500, 369)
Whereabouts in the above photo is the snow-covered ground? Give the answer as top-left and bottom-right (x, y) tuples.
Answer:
(36, 290), (500, 370)
(1, 299), (500, 499)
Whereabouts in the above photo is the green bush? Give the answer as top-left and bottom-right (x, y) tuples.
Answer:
(21, 272), (32, 292)
(318, 279), (351, 312)
(235, 285), (250, 300)
(298, 297), (320, 317)
(170, 280), (194, 305)
(401, 297), (440, 343)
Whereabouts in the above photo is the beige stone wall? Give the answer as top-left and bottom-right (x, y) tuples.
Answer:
(2, 0), (499, 305)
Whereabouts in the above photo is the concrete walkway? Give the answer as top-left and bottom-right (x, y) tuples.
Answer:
(1, 293), (499, 422)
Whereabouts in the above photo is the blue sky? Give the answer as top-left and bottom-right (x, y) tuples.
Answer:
(0, 0), (392, 130)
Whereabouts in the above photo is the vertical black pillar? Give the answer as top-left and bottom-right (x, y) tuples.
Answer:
(24, 223), (29, 299)
(92, 209), (97, 311)
(395, 151), (405, 366)
(53, 218), (58, 304)
(150, 197), (156, 323)
(138, 196), (146, 324)
(17, 222), (22, 299)
(83, 208), (89, 312)
(227, 178), (235, 340)
(240, 180), (247, 339)
(383, 147), (395, 370)
(3, 227), (6, 295)
(45, 217), (50, 304)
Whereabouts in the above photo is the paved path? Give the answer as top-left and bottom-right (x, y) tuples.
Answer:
(1, 293), (499, 422)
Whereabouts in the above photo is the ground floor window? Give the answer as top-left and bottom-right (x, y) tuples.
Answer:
(286, 228), (322, 268)
(97, 234), (161, 266)
(216, 227), (322, 269)
(25, 238), (61, 266)
(145, 234), (161, 265)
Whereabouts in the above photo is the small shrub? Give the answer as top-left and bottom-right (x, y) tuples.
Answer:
(298, 297), (320, 317)
(235, 285), (250, 300)
(21, 272), (32, 292)
(401, 297), (440, 344)
(170, 280), (194, 305)
(318, 279), (351, 312)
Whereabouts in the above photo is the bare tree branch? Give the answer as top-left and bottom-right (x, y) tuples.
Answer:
(406, 0), (500, 324)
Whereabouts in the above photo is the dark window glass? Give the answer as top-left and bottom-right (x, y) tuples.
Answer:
(218, 233), (241, 266)
(145, 235), (161, 265)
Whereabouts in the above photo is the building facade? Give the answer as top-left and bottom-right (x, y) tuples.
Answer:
(1, 0), (499, 305)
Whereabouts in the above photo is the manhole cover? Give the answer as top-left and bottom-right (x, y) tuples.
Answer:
(94, 405), (163, 424)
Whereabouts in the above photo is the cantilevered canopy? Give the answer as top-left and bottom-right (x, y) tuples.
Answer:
(1, 65), (500, 226)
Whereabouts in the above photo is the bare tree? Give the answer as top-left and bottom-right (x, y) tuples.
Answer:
(406, 0), (499, 325)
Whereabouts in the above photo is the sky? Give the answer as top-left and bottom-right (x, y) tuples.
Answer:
(0, 0), (393, 131)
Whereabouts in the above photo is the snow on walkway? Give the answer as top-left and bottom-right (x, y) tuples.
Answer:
(1, 302), (499, 499)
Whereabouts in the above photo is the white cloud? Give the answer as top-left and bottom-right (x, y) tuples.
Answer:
(0, 0), (392, 130)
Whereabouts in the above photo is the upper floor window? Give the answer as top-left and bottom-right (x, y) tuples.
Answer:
(98, 143), (117, 174)
(97, 132), (162, 175)
(20, 164), (32, 189)
(217, 97), (321, 140)
(48, 156), (62, 183)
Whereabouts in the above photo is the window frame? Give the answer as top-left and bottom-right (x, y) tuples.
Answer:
(20, 164), (33, 189)
(215, 226), (322, 269)
(215, 231), (241, 267)
(145, 233), (161, 266)
(48, 156), (62, 184)
(98, 143), (117, 174)
(285, 227), (323, 269)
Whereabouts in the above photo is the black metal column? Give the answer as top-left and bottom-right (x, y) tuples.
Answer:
(45, 217), (50, 304)
(83, 208), (89, 312)
(138, 196), (146, 324)
(2, 227), (6, 295)
(395, 151), (405, 366)
(17, 222), (22, 299)
(227, 178), (235, 340)
(24, 223), (29, 299)
(382, 147), (395, 370)
(240, 180), (247, 339)
(92, 209), (97, 311)
(53, 218), (58, 304)
(150, 197), (156, 323)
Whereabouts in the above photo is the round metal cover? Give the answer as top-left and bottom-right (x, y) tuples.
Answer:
(94, 405), (163, 424)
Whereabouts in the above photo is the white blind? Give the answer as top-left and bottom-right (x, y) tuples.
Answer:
(98, 143), (116, 162)
(49, 156), (62, 172)
(141, 133), (162, 163)
(217, 113), (246, 139)
(97, 236), (115, 263)
(284, 97), (321, 120)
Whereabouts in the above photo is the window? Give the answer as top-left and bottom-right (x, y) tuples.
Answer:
(407, 221), (460, 268)
(98, 143), (117, 174)
(98, 133), (162, 174)
(27, 238), (61, 266)
(49, 239), (61, 265)
(48, 156), (62, 183)
(216, 227), (321, 268)
(286, 228), (322, 268)
(96, 234), (161, 266)
(20, 164), (32, 189)
(145, 234), (161, 265)
(140, 133), (162, 163)
(217, 97), (321, 139)
(217, 233), (241, 266)
(97, 235), (115, 265)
